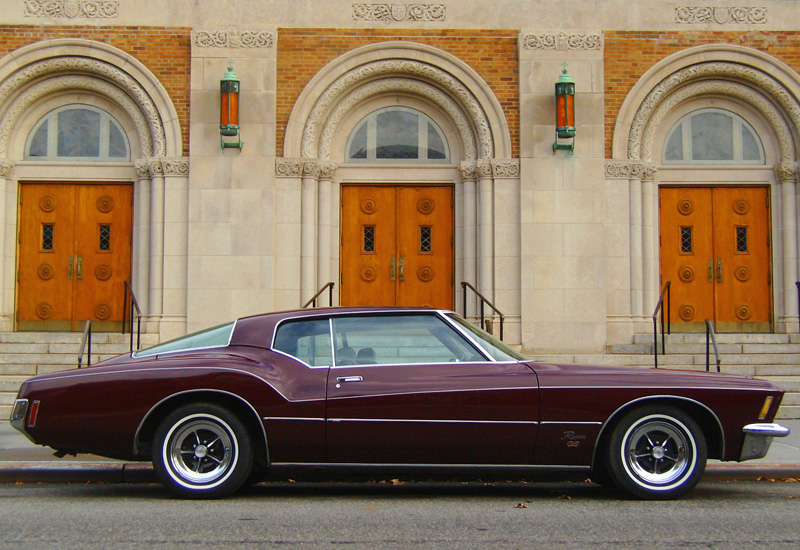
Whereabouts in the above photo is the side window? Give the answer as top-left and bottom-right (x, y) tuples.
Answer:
(331, 314), (484, 366)
(273, 319), (332, 367)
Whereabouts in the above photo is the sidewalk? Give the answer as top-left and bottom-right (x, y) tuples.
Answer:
(1, 420), (799, 484)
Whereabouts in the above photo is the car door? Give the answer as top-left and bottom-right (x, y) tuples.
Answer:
(325, 312), (539, 465)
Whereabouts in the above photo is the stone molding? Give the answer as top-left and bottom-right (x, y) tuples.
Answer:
(675, 7), (767, 25)
(461, 159), (520, 180)
(303, 59), (491, 160)
(0, 159), (14, 178)
(521, 32), (602, 51)
(275, 158), (339, 179)
(605, 160), (658, 180)
(352, 4), (445, 22)
(629, 62), (800, 163)
(0, 56), (165, 157)
(192, 30), (274, 49)
(23, 0), (119, 18)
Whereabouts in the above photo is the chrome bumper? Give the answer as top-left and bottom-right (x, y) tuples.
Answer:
(740, 423), (790, 461)
(9, 399), (36, 443)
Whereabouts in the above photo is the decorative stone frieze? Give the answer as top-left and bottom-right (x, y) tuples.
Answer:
(147, 158), (165, 176)
(163, 158), (189, 176)
(605, 160), (658, 180)
(23, 1), (119, 18)
(521, 32), (602, 51)
(0, 159), (14, 178)
(192, 31), (274, 49)
(275, 158), (304, 177)
(352, 4), (446, 22)
(491, 159), (520, 179)
(675, 7), (767, 25)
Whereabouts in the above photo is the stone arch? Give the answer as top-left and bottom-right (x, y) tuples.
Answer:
(285, 41), (512, 161)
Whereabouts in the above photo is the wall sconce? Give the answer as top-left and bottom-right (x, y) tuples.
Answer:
(220, 60), (243, 150)
(552, 62), (575, 155)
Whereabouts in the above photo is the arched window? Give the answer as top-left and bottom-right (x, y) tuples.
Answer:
(25, 105), (130, 161)
(662, 108), (764, 165)
(345, 107), (450, 163)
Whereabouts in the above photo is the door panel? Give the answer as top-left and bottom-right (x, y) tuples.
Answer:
(17, 183), (133, 331)
(340, 185), (454, 309)
(659, 186), (771, 331)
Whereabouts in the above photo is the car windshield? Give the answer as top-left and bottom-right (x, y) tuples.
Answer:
(447, 314), (526, 361)
(132, 322), (235, 358)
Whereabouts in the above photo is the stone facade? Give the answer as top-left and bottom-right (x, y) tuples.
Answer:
(0, 0), (798, 364)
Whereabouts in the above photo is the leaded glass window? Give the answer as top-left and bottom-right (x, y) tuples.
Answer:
(420, 226), (432, 253)
(662, 108), (764, 165)
(346, 107), (450, 164)
(25, 105), (130, 161)
(681, 227), (693, 254)
(363, 226), (375, 253)
(736, 226), (748, 253)
(99, 224), (111, 251)
(41, 224), (54, 252)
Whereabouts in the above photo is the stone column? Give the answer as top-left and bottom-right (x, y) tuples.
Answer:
(477, 159), (494, 302)
(317, 162), (337, 300)
(460, 161), (478, 317)
(641, 164), (658, 317)
(133, 159), (151, 316)
(161, 157), (190, 340)
(148, 158), (166, 328)
(776, 162), (799, 331)
(0, 159), (11, 326)
(301, 160), (320, 304)
(628, 163), (644, 319)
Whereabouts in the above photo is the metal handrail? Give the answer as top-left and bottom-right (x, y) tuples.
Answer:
(303, 282), (335, 308)
(705, 319), (721, 372)
(652, 281), (671, 368)
(796, 281), (799, 333)
(77, 320), (92, 368)
(122, 280), (142, 352)
(461, 281), (505, 340)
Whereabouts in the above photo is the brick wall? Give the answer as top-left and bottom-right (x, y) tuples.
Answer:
(605, 31), (800, 158)
(277, 28), (519, 158)
(0, 26), (191, 156)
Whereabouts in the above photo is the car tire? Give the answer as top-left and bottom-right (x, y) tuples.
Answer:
(152, 404), (253, 499)
(605, 405), (707, 500)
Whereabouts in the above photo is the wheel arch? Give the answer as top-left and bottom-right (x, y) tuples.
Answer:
(591, 395), (725, 471)
(134, 390), (269, 469)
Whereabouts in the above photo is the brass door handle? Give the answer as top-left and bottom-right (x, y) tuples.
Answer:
(390, 256), (396, 281)
(68, 256), (74, 279)
(76, 255), (83, 280)
(717, 258), (722, 283)
(399, 256), (405, 282)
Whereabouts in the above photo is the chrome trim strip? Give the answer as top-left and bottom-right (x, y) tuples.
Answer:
(590, 395), (726, 470)
(743, 423), (790, 437)
(134, 388), (269, 458)
(327, 386), (540, 401)
(543, 385), (771, 392)
(264, 417), (325, 422)
(327, 418), (538, 425)
(540, 421), (603, 426)
(269, 462), (590, 471)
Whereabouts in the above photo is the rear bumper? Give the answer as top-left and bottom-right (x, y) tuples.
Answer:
(740, 423), (790, 461)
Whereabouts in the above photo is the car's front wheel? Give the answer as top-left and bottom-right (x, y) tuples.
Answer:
(152, 404), (253, 499)
(606, 405), (707, 500)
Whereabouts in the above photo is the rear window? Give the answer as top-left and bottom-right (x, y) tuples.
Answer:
(132, 322), (235, 358)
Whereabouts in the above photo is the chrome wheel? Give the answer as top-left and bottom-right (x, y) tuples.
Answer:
(623, 416), (693, 489)
(166, 415), (235, 487)
(606, 405), (707, 500)
(153, 404), (253, 499)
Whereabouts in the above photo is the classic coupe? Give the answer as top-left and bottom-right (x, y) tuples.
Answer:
(10, 307), (789, 499)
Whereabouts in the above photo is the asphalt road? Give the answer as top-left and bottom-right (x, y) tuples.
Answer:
(0, 479), (798, 549)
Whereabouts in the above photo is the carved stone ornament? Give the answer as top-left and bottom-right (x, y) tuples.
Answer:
(675, 7), (767, 25)
(0, 160), (13, 178)
(352, 4), (446, 22)
(605, 160), (659, 180)
(135, 159), (150, 179)
(774, 162), (798, 183)
(304, 60), (491, 160)
(162, 158), (189, 176)
(629, 62), (800, 163)
(521, 32), (602, 51)
(275, 158), (304, 178)
(192, 31), (274, 49)
(24, 1), (119, 18)
(492, 159), (520, 178)
(0, 57), (164, 157)
(459, 161), (478, 181)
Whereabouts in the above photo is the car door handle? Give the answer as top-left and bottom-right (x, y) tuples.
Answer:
(336, 376), (363, 383)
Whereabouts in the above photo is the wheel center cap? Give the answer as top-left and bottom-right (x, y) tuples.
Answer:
(652, 446), (665, 460)
(194, 445), (208, 458)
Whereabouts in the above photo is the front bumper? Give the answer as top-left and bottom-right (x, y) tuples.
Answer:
(9, 399), (36, 444)
(740, 423), (791, 461)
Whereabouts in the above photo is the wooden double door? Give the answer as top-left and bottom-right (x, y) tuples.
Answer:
(660, 186), (771, 331)
(340, 185), (454, 309)
(17, 183), (133, 331)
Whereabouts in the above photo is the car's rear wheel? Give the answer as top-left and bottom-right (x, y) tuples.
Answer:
(152, 404), (252, 499)
(606, 405), (706, 500)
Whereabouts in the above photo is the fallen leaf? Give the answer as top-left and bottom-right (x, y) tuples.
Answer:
(515, 502), (528, 508)
(559, 494), (572, 500)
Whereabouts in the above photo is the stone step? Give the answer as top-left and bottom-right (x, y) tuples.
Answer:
(634, 333), (800, 345)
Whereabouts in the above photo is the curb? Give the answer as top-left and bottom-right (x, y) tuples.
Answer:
(1, 462), (798, 485)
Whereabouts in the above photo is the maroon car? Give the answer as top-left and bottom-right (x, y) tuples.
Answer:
(10, 307), (789, 499)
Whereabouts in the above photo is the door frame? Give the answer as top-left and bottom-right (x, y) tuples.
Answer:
(658, 183), (773, 332)
(339, 182), (455, 309)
